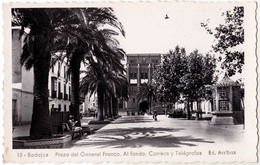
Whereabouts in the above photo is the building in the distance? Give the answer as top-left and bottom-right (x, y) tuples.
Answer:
(48, 57), (72, 113)
(124, 53), (162, 114)
(12, 27), (73, 125)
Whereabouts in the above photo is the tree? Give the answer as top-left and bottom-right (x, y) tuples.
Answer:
(181, 50), (216, 119)
(201, 6), (244, 76)
(153, 46), (187, 106)
(12, 8), (86, 139)
(154, 46), (216, 120)
(80, 60), (128, 120)
(54, 8), (125, 125)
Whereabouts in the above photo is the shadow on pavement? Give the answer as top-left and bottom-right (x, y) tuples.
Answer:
(111, 117), (155, 124)
(72, 127), (214, 148)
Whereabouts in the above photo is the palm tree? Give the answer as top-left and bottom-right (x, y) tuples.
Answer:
(59, 8), (125, 125)
(12, 8), (87, 139)
(80, 62), (107, 120)
(80, 55), (128, 121)
(137, 82), (157, 114)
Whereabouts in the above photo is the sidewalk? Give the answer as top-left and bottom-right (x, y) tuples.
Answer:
(12, 116), (108, 138)
(70, 114), (244, 148)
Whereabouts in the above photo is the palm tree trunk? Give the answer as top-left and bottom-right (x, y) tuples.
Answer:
(108, 96), (112, 118)
(70, 51), (83, 126)
(104, 94), (108, 119)
(112, 97), (118, 117)
(112, 97), (117, 118)
(97, 86), (104, 121)
(30, 53), (52, 139)
(110, 97), (114, 118)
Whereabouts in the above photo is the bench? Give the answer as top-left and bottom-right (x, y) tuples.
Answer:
(60, 123), (83, 139)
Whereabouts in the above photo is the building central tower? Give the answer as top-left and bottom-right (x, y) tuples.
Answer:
(125, 53), (161, 113)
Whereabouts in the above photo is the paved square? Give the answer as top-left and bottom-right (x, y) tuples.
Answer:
(71, 115), (244, 148)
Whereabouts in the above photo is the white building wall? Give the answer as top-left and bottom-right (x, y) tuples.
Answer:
(49, 60), (71, 112)
(12, 28), (72, 125)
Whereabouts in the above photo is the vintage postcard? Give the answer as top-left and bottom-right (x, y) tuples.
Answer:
(2, 1), (259, 163)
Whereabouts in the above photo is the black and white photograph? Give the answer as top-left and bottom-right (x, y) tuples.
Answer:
(2, 1), (258, 163)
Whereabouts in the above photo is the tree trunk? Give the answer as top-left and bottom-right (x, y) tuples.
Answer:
(70, 51), (83, 126)
(104, 94), (108, 119)
(108, 96), (112, 118)
(97, 87), (104, 121)
(196, 100), (199, 120)
(110, 97), (114, 119)
(30, 53), (52, 139)
(112, 97), (117, 118)
(191, 101), (193, 113)
(187, 98), (191, 120)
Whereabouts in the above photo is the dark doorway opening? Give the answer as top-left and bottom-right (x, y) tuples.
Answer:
(139, 100), (149, 113)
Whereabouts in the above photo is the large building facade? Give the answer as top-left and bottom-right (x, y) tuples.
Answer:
(124, 53), (162, 113)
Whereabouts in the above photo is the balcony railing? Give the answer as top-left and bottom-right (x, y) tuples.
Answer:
(51, 90), (57, 98)
(58, 92), (63, 99)
(64, 94), (68, 100)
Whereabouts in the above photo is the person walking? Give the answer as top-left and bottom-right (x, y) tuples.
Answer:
(153, 110), (157, 121)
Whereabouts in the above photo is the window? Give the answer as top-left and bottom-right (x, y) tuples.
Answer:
(58, 62), (60, 77)
(51, 77), (57, 98)
(130, 72), (133, 78)
(64, 105), (67, 112)
(64, 84), (66, 94)
(51, 58), (54, 72)
(64, 66), (66, 78)
(58, 82), (61, 93)
(130, 85), (137, 92)
(219, 87), (229, 98)
(219, 100), (229, 111)
(141, 73), (143, 79)
(134, 73), (137, 78)
(144, 72), (148, 79)
(58, 104), (61, 111)
(51, 77), (57, 91)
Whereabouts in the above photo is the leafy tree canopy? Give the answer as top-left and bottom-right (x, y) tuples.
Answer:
(201, 6), (244, 76)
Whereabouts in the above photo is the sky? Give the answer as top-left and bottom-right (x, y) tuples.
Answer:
(110, 2), (242, 80)
(112, 2), (235, 55)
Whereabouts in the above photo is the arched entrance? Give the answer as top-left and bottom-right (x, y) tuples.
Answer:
(139, 100), (149, 113)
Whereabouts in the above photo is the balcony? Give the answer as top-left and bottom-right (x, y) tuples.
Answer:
(64, 94), (68, 100)
(51, 90), (57, 98)
(58, 92), (63, 99)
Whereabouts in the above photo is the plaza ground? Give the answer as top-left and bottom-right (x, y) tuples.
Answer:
(71, 114), (244, 148)
(13, 114), (244, 148)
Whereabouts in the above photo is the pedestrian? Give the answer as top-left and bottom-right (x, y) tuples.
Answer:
(153, 110), (157, 121)
(68, 115), (83, 137)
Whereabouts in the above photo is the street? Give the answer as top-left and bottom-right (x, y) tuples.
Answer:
(71, 114), (244, 148)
